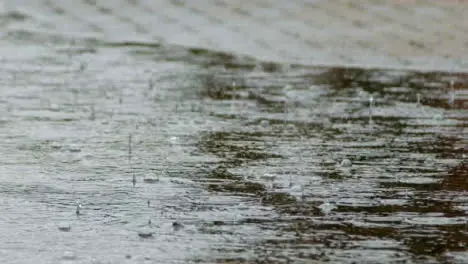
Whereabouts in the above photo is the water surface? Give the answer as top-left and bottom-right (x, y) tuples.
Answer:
(0, 5), (467, 264)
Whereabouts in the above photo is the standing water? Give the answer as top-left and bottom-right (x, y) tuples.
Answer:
(0, 6), (467, 264)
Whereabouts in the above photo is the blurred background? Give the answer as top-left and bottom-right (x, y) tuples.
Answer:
(2, 0), (468, 71)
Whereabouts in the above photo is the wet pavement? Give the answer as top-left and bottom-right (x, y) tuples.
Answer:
(0, 1), (467, 264)
(2, 0), (468, 71)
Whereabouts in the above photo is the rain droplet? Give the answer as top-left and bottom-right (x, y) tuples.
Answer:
(448, 80), (456, 106)
(76, 203), (82, 216)
(89, 104), (96, 120)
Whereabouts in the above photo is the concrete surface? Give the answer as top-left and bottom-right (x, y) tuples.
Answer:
(4, 0), (468, 72)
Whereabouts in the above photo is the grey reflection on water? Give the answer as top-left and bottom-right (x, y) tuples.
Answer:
(195, 66), (467, 263)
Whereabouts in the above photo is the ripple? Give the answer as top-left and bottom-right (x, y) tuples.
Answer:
(0, 13), (466, 263)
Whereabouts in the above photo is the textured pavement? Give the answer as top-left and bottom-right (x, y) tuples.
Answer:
(4, 0), (468, 71)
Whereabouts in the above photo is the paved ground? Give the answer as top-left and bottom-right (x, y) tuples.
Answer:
(4, 0), (468, 72)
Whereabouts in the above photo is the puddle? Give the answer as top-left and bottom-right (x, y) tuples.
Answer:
(0, 10), (467, 264)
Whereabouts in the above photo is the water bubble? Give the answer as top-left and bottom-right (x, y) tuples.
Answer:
(137, 217), (155, 238)
(58, 222), (71, 232)
(169, 136), (178, 144)
(340, 159), (352, 167)
(318, 201), (336, 215)
(289, 184), (304, 200)
(260, 119), (270, 128)
(283, 84), (293, 92)
(290, 184), (303, 192)
(260, 173), (276, 181)
(50, 142), (62, 149)
(138, 231), (153, 238)
(63, 251), (76, 260)
(50, 103), (59, 111)
(433, 113), (444, 120)
(286, 123), (296, 131)
(137, 219), (154, 238)
(143, 173), (160, 184)
(68, 144), (81, 153)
